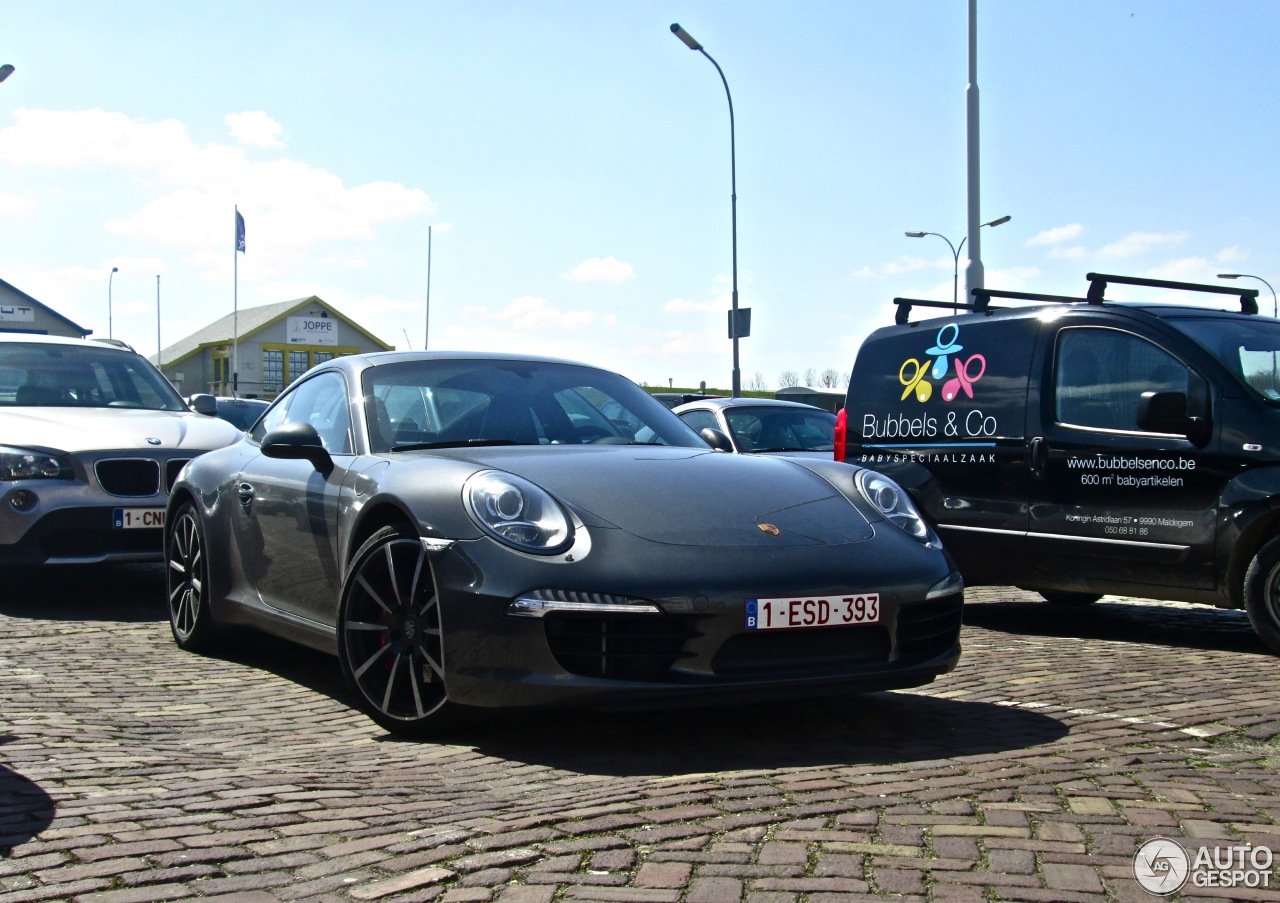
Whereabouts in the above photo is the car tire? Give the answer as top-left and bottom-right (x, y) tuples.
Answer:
(1243, 537), (1280, 655)
(166, 501), (222, 651)
(337, 526), (462, 737)
(1038, 590), (1102, 606)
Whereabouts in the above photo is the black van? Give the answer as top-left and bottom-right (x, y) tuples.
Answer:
(838, 272), (1280, 653)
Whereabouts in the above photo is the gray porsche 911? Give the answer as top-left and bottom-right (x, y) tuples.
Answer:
(165, 351), (963, 737)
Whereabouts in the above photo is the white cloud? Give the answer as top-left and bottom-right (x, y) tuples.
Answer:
(458, 296), (594, 333)
(1048, 245), (1087, 260)
(1216, 246), (1247, 263)
(1027, 223), (1083, 246)
(0, 190), (36, 215)
(1141, 257), (1213, 282)
(0, 108), (432, 255)
(663, 296), (720, 314)
(225, 111), (285, 149)
(566, 256), (635, 283)
(1098, 231), (1188, 260)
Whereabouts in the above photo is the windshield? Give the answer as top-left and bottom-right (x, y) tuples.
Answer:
(0, 342), (187, 411)
(1166, 316), (1280, 402)
(362, 359), (708, 452)
(723, 405), (837, 452)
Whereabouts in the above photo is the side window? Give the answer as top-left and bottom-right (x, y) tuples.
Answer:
(678, 409), (719, 435)
(255, 371), (352, 453)
(1054, 328), (1190, 432)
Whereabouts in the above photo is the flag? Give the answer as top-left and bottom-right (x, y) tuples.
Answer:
(235, 210), (246, 254)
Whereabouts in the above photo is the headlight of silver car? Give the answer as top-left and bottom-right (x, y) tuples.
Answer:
(463, 470), (573, 554)
(855, 469), (931, 543)
(0, 446), (72, 481)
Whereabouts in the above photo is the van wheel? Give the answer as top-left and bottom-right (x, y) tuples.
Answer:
(1243, 537), (1280, 655)
(1038, 591), (1101, 606)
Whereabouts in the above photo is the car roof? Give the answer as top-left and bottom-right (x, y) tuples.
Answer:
(673, 397), (833, 413)
(0, 333), (131, 350)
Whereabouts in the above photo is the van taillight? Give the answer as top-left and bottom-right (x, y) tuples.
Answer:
(834, 408), (846, 462)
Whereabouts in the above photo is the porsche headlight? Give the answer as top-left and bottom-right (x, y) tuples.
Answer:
(463, 470), (573, 554)
(0, 446), (71, 482)
(855, 469), (930, 542)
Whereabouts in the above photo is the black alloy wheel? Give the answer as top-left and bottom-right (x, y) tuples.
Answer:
(166, 502), (220, 650)
(337, 526), (457, 737)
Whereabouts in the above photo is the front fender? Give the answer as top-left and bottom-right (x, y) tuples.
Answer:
(1218, 466), (1280, 607)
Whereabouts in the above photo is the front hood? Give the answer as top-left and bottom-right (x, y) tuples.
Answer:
(1, 408), (242, 454)
(448, 445), (874, 548)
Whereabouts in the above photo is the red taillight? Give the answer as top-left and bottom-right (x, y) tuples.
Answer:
(834, 408), (846, 462)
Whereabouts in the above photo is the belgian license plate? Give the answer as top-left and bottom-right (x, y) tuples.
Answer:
(113, 507), (166, 529)
(746, 593), (880, 631)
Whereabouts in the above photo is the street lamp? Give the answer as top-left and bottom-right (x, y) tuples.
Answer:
(670, 22), (742, 397)
(108, 266), (118, 339)
(1218, 273), (1277, 318)
(0, 65), (14, 83)
(905, 215), (1010, 310)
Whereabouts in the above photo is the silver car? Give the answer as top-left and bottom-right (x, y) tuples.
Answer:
(0, 334), (241, 565)
(674, 396), (838, 460)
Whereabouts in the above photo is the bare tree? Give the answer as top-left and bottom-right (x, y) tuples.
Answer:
(839, 370), (851, 390)
(820, 368), (839, 388)
(803, 368), (817, 387)
(745, 371), (769, 392)
(777, 370), (801, 388)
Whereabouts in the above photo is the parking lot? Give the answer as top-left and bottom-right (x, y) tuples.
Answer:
(2, 566), (1279, 903)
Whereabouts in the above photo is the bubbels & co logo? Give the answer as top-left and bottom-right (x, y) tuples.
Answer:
(897, 323), (986, 405)
(1133, 836), (1274, 895)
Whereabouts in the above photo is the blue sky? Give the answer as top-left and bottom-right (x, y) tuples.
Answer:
(3, 1), (1278, 390)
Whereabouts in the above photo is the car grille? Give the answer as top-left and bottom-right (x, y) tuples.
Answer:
(165, 459), (192, 490)
(712, 625), (893, 677)
(544, 614), (701, 681)
(895, 592), (964, 663)
(93, 457), (192, 497)
(95, 458), (161, 497)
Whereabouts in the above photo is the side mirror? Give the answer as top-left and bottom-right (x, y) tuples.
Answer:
(188, 393), (218, 416)
(1137, 391), (1211, 446)
(699, 427), (735, 453)
(262, 421), (333, 473)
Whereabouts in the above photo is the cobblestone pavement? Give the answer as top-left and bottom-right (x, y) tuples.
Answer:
(2, 565), (1279, 903)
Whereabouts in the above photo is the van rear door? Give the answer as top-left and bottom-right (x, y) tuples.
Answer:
(845, 313), (1038, 582)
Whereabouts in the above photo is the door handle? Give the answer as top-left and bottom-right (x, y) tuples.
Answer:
(237, 481), (255, 507)
(1029, 437), (1047, 480)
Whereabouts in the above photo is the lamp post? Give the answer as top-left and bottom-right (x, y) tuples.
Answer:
(108, 266), (118, 339)
(905, 215), (1010, 310)
(670, 22), (742, 397)
(1218, 273), (1277, 318)
(0, 65), (14, 83)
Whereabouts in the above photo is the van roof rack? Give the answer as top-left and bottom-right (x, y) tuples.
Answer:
(1085, 272), (1259, 314)
(892, 297), (993, 324)
(895, 273), (1260, 324)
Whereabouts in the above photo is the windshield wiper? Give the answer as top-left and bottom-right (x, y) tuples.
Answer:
(391, 439), (520, 451)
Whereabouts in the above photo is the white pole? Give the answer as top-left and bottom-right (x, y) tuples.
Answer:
(233, 205), (240, 394)
(424, 225), (432, 351)
(963, 0), (984, 303)
(156, 275), (161, 367)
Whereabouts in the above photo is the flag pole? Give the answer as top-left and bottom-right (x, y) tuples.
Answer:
(233, 205), (240, 394)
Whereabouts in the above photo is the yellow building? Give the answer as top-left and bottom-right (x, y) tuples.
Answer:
(154, 296), (393, 399)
